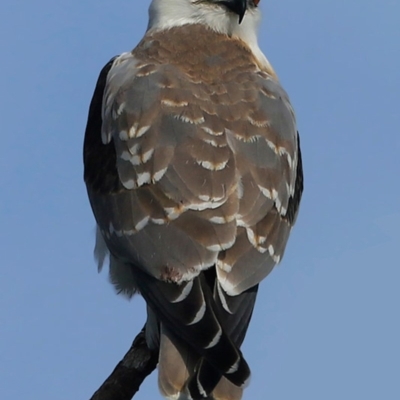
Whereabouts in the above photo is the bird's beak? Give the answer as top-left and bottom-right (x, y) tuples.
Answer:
(220, 0), (247, 24)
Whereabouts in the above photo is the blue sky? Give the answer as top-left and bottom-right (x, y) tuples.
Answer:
(1, 0), (399, 399)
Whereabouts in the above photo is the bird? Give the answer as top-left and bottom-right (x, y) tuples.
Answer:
(83, 0), (303, 399)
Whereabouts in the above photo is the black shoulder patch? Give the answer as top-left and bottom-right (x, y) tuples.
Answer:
(83, 56), (123, 194)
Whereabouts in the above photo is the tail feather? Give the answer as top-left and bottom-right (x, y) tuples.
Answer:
(135, 267), (249, 386)
(212, 377), (244, 400)
(187, 358), (220, 399)
(186, 354), (249, 400)
(158, 325), (196, 399)
(188, 281), (258, 399)
(138, 266), (258, 400)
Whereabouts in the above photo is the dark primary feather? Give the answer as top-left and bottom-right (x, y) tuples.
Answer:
(284, 134), (304, 225)
(136, 267), (249, 383)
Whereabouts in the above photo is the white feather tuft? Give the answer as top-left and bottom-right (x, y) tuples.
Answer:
(94, 226), (109, 272)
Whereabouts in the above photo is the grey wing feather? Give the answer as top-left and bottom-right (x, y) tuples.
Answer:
(216, 73), (301, 296)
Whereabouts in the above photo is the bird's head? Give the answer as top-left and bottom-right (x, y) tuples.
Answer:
(147, 0), (262, 34)
(195, 0), (261, 24)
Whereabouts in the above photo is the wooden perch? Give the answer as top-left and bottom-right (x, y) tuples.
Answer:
(90, 327), (158, 400)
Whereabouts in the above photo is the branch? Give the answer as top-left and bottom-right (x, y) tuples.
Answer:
(90, 326), (158, 400)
